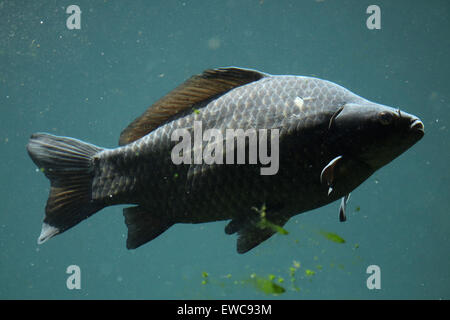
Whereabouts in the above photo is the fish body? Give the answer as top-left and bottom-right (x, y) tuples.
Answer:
(27, 67), (424, 253)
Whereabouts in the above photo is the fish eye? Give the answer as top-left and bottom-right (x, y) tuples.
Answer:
(378, 111), (394, 125)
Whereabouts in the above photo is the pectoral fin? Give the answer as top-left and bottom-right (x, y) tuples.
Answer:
(320, 155), (343, 195)
(339, 193), (350, 222)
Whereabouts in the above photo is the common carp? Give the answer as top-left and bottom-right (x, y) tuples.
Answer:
(27, 67), (424, 253)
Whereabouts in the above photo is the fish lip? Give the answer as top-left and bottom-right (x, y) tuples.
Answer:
(410, 119), (425, 135)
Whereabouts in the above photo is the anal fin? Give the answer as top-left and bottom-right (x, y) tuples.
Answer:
(123, 206), (173, 249)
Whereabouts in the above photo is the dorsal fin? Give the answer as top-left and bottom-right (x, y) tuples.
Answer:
(118, 67), (268, 146)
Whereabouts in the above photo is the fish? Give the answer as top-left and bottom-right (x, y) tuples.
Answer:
(26, 67), (424, 254)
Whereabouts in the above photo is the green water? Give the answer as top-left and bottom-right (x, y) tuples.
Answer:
(0, 0), (448, 299)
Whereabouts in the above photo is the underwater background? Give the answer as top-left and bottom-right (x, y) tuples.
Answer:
(0, 0), (448, 299)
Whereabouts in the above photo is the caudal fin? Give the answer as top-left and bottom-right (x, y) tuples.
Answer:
(27, 133), (105, 244)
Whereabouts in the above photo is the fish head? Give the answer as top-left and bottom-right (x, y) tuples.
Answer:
(332, 101), (424, 171)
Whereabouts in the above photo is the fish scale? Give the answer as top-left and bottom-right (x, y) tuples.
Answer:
(27, 67), (424, 253)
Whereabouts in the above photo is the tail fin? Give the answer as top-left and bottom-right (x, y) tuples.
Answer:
(27, 133), (105, 244)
